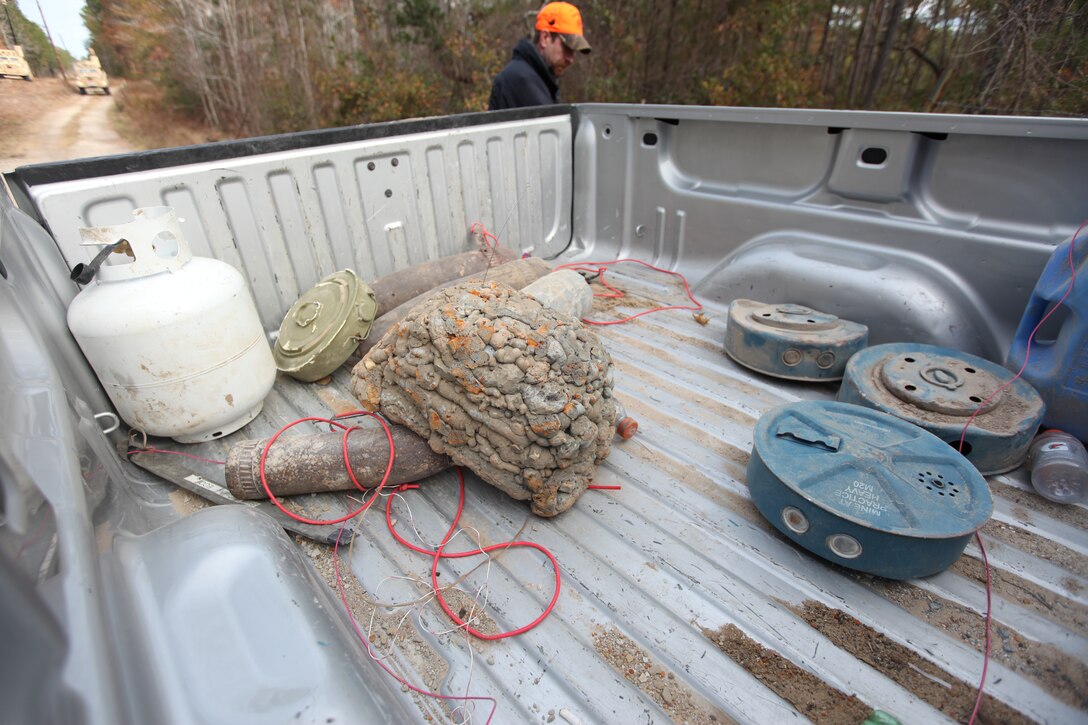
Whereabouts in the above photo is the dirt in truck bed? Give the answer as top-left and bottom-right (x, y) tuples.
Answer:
(792, 600), (1033, 724)
(702, 622), (873, 725)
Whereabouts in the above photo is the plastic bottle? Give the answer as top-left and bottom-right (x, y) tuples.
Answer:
(1028, 430), (1088, 504)
(1006, 233), (1088, 442)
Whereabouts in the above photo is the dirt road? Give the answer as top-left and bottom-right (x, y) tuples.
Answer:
(0, 78), (138, 173)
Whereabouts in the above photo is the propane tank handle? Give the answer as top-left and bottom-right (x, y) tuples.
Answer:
(70, 239), (129, 284)
(78, 207), (193, 282)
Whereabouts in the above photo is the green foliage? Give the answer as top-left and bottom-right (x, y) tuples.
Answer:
(701, 2), (829, 108)
(78, 0), (1088, 138)
(390, 0), (444, 48)
(318, 56), (453, 126)
(156, 73), (207, 121)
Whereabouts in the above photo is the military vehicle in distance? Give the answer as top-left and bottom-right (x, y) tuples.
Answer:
(73, 49), (109, 95)
(0, 45), (32, 81)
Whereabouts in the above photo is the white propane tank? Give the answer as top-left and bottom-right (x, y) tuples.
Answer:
(67, 206), (276, 443)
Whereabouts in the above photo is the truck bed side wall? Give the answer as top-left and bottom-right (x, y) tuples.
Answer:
(572, 105), (1088, 359)
(12, 105), (1088, 369)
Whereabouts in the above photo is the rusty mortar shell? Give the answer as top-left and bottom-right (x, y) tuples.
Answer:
(369, 246), (517, 311)
(351, 256), (552, 364)
(226, 423), (451, 500)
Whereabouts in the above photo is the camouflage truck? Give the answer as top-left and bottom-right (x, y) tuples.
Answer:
(74, 49), (109, 95)
(0, 45), (32, 81)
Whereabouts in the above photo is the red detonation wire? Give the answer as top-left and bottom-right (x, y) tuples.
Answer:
(257, 412), (505, 720)
(470, 221), (499, 250)
(257, 416), (562, 634)
(252, 411), (559, 719)
(385, 470), (562, 641)
(258, 414), (395, 526)
(968, 534), (993, 724)
(125, 415), (497, 718)
(964, 219), (1086, 725)
(553, 258), (703, 325)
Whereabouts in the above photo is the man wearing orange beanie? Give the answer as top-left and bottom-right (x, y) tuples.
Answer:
(489, 2), (591, 110)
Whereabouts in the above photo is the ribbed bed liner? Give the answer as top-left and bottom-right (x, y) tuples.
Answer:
(130, 263), (1088, 724)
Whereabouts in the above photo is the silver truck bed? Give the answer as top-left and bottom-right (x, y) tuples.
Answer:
(2, 104), (1085, 724)
(129, 266), (1087, 724)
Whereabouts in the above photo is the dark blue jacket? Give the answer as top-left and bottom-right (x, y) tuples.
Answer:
(489, 38), (559, 110)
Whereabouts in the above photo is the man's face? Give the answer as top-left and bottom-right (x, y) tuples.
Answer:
(539, 32), (575, 76)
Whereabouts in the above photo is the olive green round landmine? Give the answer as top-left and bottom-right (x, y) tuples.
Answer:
(352, 281), (617, 516)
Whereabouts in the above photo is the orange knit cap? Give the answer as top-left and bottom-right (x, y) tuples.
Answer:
(536, 2), (591, 54)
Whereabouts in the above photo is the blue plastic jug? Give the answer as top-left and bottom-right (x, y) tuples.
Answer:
(1006, 233), (1088, 443)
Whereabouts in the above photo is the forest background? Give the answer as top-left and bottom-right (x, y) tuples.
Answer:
(12, 1), (1088, 140)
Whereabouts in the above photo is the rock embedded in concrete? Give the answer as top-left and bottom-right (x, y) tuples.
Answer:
(351, 281), (616, 516)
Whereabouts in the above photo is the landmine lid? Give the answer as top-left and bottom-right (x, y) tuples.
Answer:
(748, 401), (992, 579)
(274, 269), (378, 382)
(837, 343), (1046, 474)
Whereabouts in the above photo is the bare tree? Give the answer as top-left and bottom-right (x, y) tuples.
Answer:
(861, 0), (904, 107)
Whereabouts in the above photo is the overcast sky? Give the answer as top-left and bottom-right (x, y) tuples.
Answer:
(22, 0), (91, 56)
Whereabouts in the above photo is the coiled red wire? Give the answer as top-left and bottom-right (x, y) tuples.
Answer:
(256, 410), (562, 723)
(385, 471), (561, 640)
(255, 412), (561, 641)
